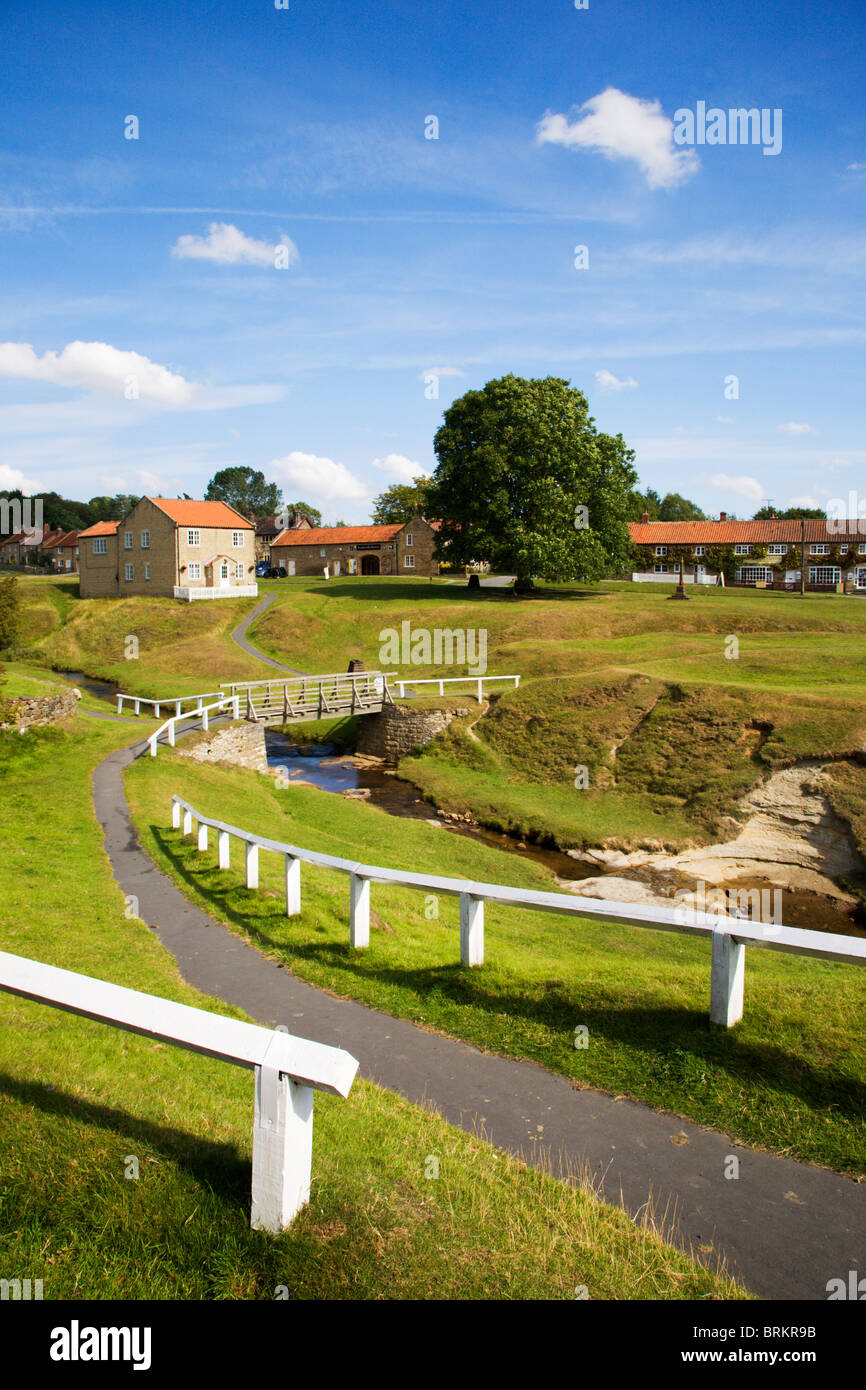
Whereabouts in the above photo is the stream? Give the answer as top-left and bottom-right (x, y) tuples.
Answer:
(264, 731), (865, 938)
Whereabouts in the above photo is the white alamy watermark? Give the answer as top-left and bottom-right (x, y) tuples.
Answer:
(1, 1277), (43, 1300)
(673, 880), (782, 926)
(674, 102), (782, 156)
(50, 1322), (152, 1370)
(827, 491), (866, 536)
(0, 495), (44, 542)
(379, 621), (487, 676)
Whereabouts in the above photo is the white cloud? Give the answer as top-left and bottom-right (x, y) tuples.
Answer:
(371, 453), (429, 482)
(788, 495), (822, 508)
(171, 222), (298, 269)
(716, 415), (735, 424)
(417, 366), (463, 380)
(0, 463), (40, 492)
(0, 340), (194, 405)
(269, 450), (368, 502)
(536, 88), (699, 190)
(847, 162), (866, 172)
(709, 473), (764, 501)
(777, 421), (817, 435)
(595, 368), (637, 391)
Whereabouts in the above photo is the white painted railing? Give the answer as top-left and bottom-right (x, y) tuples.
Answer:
(169, 795), (866, 1028)
(391, 674), (521, 703)
(117, 690), (224, 718)
(0, 949), (357, 1232)
(148, 696), (240, 757)
(221, 672), (393, 722)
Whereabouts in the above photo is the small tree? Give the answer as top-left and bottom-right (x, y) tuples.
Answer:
(372, 478), (430, 525)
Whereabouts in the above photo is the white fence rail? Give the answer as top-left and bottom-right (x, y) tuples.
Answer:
(0, 949), (357, 1232)
(169, 795), (866, 1028)
(148, 696), (240, 757)
(390, 674), (521, 702)
(117, 690), (224, 718)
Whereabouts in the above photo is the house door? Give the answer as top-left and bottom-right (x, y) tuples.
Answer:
(288, 560), (296, 576)
(361, 554), (380, 575)
(333, 560), (341, 577)
(220, 561), (229, 587)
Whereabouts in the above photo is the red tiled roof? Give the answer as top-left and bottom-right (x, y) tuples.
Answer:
(272, 524), (402, 547)
(0, 531), (25, 547)
(148, 498), (253, 528)
(79, 520), (122, 538)
(628, 519), (864, 544)
(42, 530), (78, 549)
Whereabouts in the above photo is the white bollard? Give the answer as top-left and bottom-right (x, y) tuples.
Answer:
(349, 874), (370, 948)
(245, 841), (259, 890)
(710, 926), (746, 1028)
(218, 829), (230, 869)
(251, 1054), (314, 1233)
(460, 892), (485, 966)
(285, 855), (301, 916)
(198, 821), (208, 852)
(182, 809), (192, 836)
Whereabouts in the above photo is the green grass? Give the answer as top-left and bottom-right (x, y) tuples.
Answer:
(0, 716), (741, 1299)
(125, 749), (866, 1179)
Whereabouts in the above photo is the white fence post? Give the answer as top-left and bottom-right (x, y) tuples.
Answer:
(285, 855), (301, 916)
(349, 874), (370, 948)
(175, 699), (182, 718)
(154, 703), (160, 718)
(218, 829), (230, 869)
(477, 678), (483, 703)
(245, 841), (259, 890)
(202, 707), (209, 731)
(460, 892), (485, 966)
(134, 698), (141, 715)
(233, 695), (240, 720)
(168, 723), (176, 748)
(116, 695), (123, 714)
(197, 821), (208, 852)
(710, 926), (745, 1028)
(251, 1048), (314, 1233)
(182, 809), (192, 836)
(172, 798), (180, 829)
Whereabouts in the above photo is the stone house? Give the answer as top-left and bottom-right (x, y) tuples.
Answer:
(78, 498), (258, 601)
(0, 527), (66, 567)
(42, 530), (80, 573)
(254, 510), (314, 561)
(269, 515), (440, 577)
(628, 514), (866, 592)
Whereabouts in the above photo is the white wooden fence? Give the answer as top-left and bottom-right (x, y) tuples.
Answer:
(170, 795), (866, 1029)
(0, 949), (357, 1232)
(390, 674), (521, 702)
(117, 690), (224, 718)
(148, 696), (240, 757)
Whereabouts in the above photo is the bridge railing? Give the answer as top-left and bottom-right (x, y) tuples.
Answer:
(148, 696), (240, 757)
(0, 948), (358, 1232)
(390, 674), (521, 702)
(117, 690), (224, 718)
(221, 672), (393, 719)
(169, 794), (866, 1029)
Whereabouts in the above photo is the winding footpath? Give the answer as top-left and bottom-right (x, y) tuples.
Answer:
(230, 593), (306, 675)
(87, 597), (866, 1300)
(89, 729), (865, 1302)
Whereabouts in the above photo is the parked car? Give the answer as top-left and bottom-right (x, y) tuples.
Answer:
(255, 561), (270, 578)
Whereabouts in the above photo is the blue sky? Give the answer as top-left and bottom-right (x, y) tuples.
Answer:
(1, 0), (864, 521)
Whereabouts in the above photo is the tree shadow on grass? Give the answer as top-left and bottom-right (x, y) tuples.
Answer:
(151, 827), (866, 1135)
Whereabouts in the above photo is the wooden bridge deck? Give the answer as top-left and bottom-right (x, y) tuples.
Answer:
(221, 672), (393, 725)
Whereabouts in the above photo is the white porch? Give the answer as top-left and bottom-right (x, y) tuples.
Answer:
(174, 584), (259, 602)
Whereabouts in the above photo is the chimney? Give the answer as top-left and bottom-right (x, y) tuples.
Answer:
(640, 510), (650, 524)
(719, 512), (727, 523)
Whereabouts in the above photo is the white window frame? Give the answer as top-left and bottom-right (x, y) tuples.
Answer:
(187, 529), (200, 547)
(808, 565), (841, 585)
(810, 543), (830, 555)
(124, 531), (133, 550)
(736, 566), (773, 584)
(236, 561), (244, 579)
(767, 543), (787, 555)
(734, 544), (752, 555)
(188, 562), (201, 581)
(320, 548), (327, 557)
(858, 544), (866, 555)
(693, 546), (706, 557)
(653, 563), (669, 573)
(654, 546), (667, 557)
(124, 564), (134, 582)
(145, 563), (151, 581)
(855, 568), (866, 589)
(405, 533), (413, 546)
(93, 537), (107, 555)
(404, 554), (415, 568)
(141, 530), (150, 549)
(232, 531), (244, 548)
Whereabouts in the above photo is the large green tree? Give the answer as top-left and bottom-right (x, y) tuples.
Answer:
(279, 501), (323, 528)
(751, 505), (826, 520)
(425, 375), (637, 590)
(371, 477), (430, 525)
(205, 467), (282, 519)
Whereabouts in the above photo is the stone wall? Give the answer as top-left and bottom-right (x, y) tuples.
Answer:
(356, 703), (470, 763)
(2, 689), (79, 729)
(177, 720), (268, 773)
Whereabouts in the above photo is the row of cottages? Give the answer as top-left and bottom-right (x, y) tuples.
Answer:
(628, 513), (866, 592)
(254, 509), (314, 561)
(269, 515), (440, 576)
(0, 526), (77, 569)
(78, 498), (257, 601)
